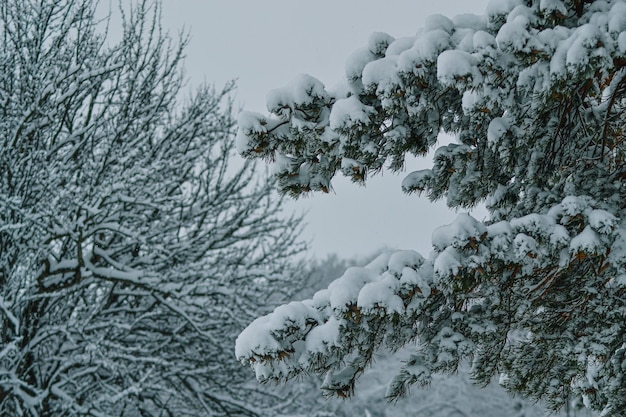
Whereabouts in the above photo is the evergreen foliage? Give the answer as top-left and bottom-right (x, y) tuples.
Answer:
(236, 0), (626, 414)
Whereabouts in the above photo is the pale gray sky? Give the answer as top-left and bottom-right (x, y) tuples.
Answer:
(157, 1), (490, 259)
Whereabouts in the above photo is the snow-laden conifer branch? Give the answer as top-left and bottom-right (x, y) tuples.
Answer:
(237, 1), (626, 414)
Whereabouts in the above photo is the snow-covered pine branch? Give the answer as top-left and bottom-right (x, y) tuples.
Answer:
(237, 1), (626, 415)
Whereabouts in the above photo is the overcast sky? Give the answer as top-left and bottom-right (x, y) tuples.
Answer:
(156, 0), (491, 259)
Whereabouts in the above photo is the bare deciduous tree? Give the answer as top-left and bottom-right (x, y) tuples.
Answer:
(0, 1), (305, 415)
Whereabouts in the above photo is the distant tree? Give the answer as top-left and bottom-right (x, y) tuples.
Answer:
(0, 0), (305, 415)
(236, 0), (626, 415)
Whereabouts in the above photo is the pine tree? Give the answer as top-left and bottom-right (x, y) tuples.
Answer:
(235, 0), (626, 415)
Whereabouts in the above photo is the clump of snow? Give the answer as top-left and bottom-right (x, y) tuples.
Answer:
(462, 90), (480, 114)
(357, 273), (404, 314)
(473, 30), (497, 50)
(266, 74), (329, 114)
(311, 288), (331, 310)
(235, 315), (283, 360)
(510, 213), (555, 238)
(434, 326), (470, 366)
(401, 169), (432, 193)
(364, 252), (393, 274)
(322, 365), (358, 392)
(437, 49), (481, 86)
(569, 226), (603, 255)
(496, 14), (530, 52)
(368, 32), (395, 56)
(386, 36), (416, 57)
(399, 266), (432, 298)
(539, 0), (567, 15)
(609, 2), (626, 34)
(565, 24), (606, 70)
(433, 246), (462, 280)
(345, 47), (377, 81)
(487, 117), (510, 146)
(487, 221), (514, 256)
(549, 224), (570, 248)
(362, 56), (401, 95)
(388, 250), (424, 276)
(396, 354), (432, 389)
(328, 267), (379, 311)
(271, 154), (296, 176)
(486, 0), (524, 19)
(329, 96), (375, 130)
(432, 213), (487, 251)
(235, 300), (323, 362)
(588, 209), (617, 234)
(618, 32), (626, 54)
(550, 34), (574, 78)
(513, 233), (538, 259)
(304, 316), (341, 354)
(236, 111), (266, 152)
(397, 30), (451, 73)
(340, 157), (362, 174)
(560, 195), (590, 217)
(609, 228), (626, 271)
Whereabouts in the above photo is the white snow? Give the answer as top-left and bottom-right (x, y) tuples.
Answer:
(328, 267), (379, 311)
(549, 224), (570, 247)
(539, 0), (567, 15)
(304, 316), (341, 354)
(397, 29), (451, 73)
(362, 56), (401, 95)
(453, 14), (487, 31)
(401, 169), (432, 193)
(510, 213), (555, 237)
(487, 117), (510, 145)
(425, 14), (454, 33)
(560, 195), (589, 216)
(345, 47), (377, 81)
(609, 228), (626, 271)
(513, 233), (538, 259)
(485, 0), (524, 19)
(432, 213), (487, 251)
(399, 266), (432, 298)
(357, 272), (404, 314)
(619, 32), (626, 54)
(266, 74), (329, 113)
(235, 111), (266, 153)
(368, 32), (395, 56)
(565, 24), (605, 70)
(433, 246), (462, 280)
(496, 14), (530, 52)
(609, 2), (626, 34)
(437, 49), (481, 86)
(329, 96), (375, 130)
(235, 314), (283, 360)
(462, 90), (480, 114)
(388, 250), (424, 275)
(588, 209), (618, 235)
(569, 226), (603, 255)
(385, 36), (417, 57)
(473, 30), (497, 50)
